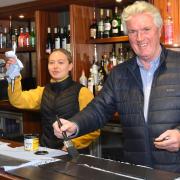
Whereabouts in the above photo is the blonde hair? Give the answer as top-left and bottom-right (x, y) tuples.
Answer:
(121, 1), (163, 34)
(50, 49), (72, 63)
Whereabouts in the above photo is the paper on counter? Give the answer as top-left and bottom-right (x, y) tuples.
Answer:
(0, 145), (67, 161)
(0, 144), (67, 172)
(3, 158), (61, 172)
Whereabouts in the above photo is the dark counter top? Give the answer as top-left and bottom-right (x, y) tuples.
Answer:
(7, 154), (180, 180)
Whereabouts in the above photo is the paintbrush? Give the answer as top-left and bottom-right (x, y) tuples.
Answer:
(56, 115), (79, 158)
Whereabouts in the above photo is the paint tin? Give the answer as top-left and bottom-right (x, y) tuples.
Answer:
(24, 134), (39, 151)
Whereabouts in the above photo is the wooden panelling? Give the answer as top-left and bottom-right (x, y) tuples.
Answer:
(153, 0), (180, 46)
(70, 4), (94, 81)
(35, 10), (59, 86)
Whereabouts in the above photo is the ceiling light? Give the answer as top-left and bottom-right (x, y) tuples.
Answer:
(116, 0), (122, 2)
(19, 14), (24, 19)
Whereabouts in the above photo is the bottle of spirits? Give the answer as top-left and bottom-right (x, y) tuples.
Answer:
(103, 9), (111, 38)
(164, 0), (173, 45)
(8, 16), (12, 48)
(117, 43), (124, 64)
(0, 27), (7, 49)
(46, 27), (53, 54)
(79, 69), (88, 87)
(11, 28), (18, 48)
(97, 57), (107, 92)
(18, 27), (24, 48)
(24, 27), (30, 47)
(90, 9), (97, 39)
(108, 47), (117, 73)
(30, 26), (36, 48)
(88, 68), (95, 95)
(66, 24), (71, 52)
(111, 6), (120, 37)
(97, 9), (104, 39)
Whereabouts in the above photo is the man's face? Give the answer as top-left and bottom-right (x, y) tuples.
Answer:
(126, 13), (162, 62)
(48, 51), (72, 81)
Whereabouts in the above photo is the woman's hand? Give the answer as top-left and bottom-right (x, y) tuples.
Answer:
(5, 57), (17, 69)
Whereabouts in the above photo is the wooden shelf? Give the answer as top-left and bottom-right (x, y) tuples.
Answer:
(163, 44), (180, 48)
(0, 47), (36, 53)
(89, 36), (129, 44)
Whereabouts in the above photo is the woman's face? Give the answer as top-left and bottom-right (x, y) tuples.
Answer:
(126, 13), (162, 62)
(48, 51), (72, 81)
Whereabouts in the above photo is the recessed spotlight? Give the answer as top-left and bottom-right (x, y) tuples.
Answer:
(116, 0), (122, 2)
(19, 14), (24, 19)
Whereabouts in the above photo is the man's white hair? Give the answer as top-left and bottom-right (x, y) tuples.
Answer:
(121, 1), (163, 34)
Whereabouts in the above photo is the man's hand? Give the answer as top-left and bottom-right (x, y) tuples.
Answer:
(52, 118), (78, 139)
(154, 129), (180, 152)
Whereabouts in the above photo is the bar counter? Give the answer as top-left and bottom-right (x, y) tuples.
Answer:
(0, 139), (180, 180)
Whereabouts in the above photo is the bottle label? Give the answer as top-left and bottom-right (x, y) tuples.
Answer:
(98, 21), (104, 32)
(112, 20), (118, 28)
(55, 38), (60, 49)
(112, 28), (118, 34)
(104, 23), (111, 31)
(90, 29), (97, 39)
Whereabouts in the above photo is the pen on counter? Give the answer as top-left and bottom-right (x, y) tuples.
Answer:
(56, 115), (79, 158)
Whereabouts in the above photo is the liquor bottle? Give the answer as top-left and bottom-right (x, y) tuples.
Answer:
(97, 57), (107, 91)
(88, 68), (95, 95)
(117, 43), (124, 64)
(111, 6), (120, 37)
(18, 27), (24, 48)
(164, 0), (173, 45)
(90, 9), (97, 39)
(102, 52), (109, 75)
(66, 24), (71, 52)
(8, 16), (12, 48)
(24, 27), (30, 47)
(103, 9), (111, 38)
(0, 26), (7, 49)
(79, 69), (87, 87)
(3, 27), (8, 48)
(97, 9), (104, 39)
(30, 26), (36, 48)
(0, 25), (4, 48)
(46, 27), (53, 54)
(108, 47), (117, 72)
(11, 28), (18, 48)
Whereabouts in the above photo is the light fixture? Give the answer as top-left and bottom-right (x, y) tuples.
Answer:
(116, 0), (122, 2)
(19, 14), (24, 19)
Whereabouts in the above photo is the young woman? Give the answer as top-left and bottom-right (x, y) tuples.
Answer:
(7, 48), (100, 152)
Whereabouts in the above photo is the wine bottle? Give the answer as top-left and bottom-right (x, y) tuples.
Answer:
(61, 27), (67, 49)
(46, 27), (53, 54)
(90, 9), (97, 39)
(103, 9), (111, 38)
(111, 6), (120, 37)
(97, 9), (104, 39)
(30, 26), (36, 48)
(54, 27), (60, 49)
(66, 24), (71, 52)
